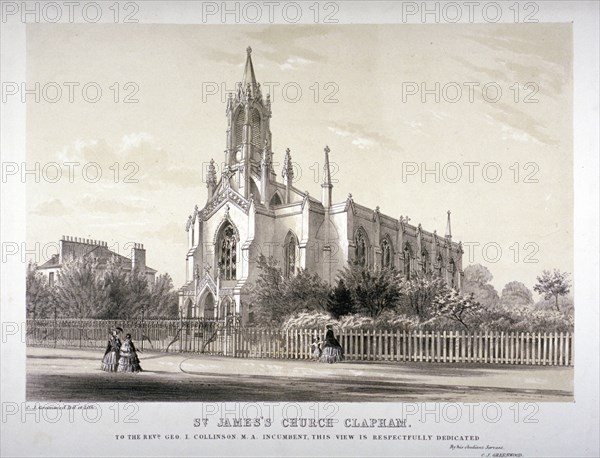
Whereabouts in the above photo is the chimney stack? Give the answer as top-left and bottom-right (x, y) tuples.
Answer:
(131, 243), (146, 272)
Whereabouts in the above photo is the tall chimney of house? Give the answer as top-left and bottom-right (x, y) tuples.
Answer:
(131, 243), (146, 272)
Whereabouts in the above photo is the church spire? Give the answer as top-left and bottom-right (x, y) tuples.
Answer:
(445, 210), (452, 239)
(243, 46), (258, 94)
(321, 145), (333, 208)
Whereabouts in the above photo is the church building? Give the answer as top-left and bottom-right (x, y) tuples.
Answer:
(179, 48), (464, 323)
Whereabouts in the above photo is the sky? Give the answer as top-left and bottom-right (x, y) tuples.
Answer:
(25, 23), (572, 295)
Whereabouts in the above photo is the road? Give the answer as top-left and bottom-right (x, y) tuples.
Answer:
(27, 347), (573, 402)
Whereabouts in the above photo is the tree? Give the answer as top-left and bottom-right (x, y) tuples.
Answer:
(398, 271), (447, 319)
(327, 279), (355, 319)
(533, 269), (571, 311)
(149, 273), (179, 318)
(248, 255), (287, 325)
(499, 281), (534, 309)
(26, 262), (54, 319)
(98, 257), (132, 319)
(432, 288), (481, 330)
(338, 263), (401, 318)
(54, 257), (109, 318)
(248, 255), (329, 326)
(285, 268), (330, 314)
(462, 264), (500, 309)
(126, 268), (151, 319)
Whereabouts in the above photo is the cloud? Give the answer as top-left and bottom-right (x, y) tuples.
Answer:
(119, 132), (154, 152)
(79, 195), (148, 214)
(328, 122), (402, 152)
(499, 123), (541, 144)
(52, 134), (202, 189)
(279, 56), (313, 71)
(450, 27), (571, 146)
(31, 199), (70, 216)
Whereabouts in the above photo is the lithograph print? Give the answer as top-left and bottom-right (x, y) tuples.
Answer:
(1, 1), (598, 457)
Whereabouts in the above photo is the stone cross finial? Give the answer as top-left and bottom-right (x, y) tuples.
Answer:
(324, 145), (330, 154)
(247, 46), (252, 55)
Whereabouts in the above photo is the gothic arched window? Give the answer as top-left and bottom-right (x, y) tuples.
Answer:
(234, 111), (244, 149)
(449, 258), (457, 288)
(381, 239), (392, 268)
(250, 108), (261, 148)
(421, 249), (428, 273)
(219, 297), (233, 319)
(285, 234), (298, 278)
(436, 253), (443, 277)
(218, 224), (237, 281)
(355, 230), (367, 267)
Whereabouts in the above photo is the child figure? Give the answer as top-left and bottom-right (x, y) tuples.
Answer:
(310, 337), (323, 361)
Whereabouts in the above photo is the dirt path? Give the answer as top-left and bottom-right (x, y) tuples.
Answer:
(26, 347), (574, 402)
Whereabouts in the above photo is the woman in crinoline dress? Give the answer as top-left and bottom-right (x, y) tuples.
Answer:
(319, 325), (344, 364)
(101, 327), (122, 372)
(118, 333), (142, 373)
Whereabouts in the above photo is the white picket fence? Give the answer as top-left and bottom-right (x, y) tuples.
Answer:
(27, 320), (573, 366)
(233, 328), (573, 366)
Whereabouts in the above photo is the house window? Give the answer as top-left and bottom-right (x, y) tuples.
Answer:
(381, 239), (392, 268)
(49, 272), (55, 286)
(218, 224), (237, 280)
(355, 230), (367, 267)
(285, 235), (297, 278)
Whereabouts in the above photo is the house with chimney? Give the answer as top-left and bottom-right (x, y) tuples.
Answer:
(37, 236), (156, 285)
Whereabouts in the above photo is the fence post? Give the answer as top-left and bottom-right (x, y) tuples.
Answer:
(559, 331), (564, 366)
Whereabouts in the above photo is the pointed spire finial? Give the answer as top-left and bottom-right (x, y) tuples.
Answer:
(206, 158), (217, 187)
(247, 46), (252, 55)
(283, 148), (294, 179)
(261, 138), (270, 166)
(322, 145), (332, 187)
(445, 210), (452, 238)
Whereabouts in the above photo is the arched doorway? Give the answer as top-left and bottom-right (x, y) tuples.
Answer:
(202, 292), (215, 319)
(185, 299), (193, 318)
